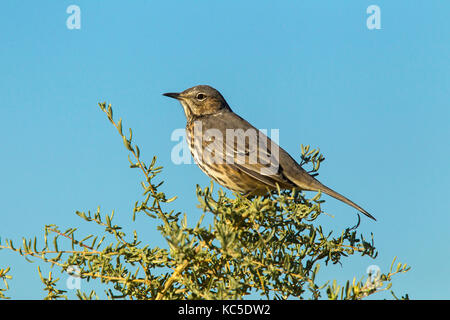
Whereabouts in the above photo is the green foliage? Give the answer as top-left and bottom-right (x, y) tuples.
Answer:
(0, 267), (12, 299)
(0, 102), (410, 300)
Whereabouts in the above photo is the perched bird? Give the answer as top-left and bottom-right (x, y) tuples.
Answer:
(163, 85), (376, 221)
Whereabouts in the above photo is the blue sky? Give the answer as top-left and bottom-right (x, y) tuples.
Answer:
(0, 1), (449, 299)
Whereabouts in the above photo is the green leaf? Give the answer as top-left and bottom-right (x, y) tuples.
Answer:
(123, 136), (133, 152)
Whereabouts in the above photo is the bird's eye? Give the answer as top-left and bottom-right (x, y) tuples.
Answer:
(196, 93), (206, 100)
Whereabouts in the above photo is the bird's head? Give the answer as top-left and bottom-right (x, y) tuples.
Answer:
(163, 85), (232, 121)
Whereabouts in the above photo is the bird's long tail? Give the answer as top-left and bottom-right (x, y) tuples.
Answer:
(286, 169), (376, 221)
(312, 181), (376, 221)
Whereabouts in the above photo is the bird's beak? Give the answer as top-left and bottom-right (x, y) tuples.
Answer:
(162, 92), (182, 100)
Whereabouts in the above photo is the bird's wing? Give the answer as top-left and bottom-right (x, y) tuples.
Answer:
(200, 112), (294, 188)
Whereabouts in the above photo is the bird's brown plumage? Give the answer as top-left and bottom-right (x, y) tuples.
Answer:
(163, 85), (376, 221)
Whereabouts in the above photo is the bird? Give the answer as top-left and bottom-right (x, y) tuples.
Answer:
(163, 85), (376, 221)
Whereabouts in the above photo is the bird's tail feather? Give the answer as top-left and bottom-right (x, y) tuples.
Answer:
(287, 171), (376, 221)
(314, 182), (376, 221)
